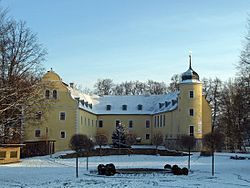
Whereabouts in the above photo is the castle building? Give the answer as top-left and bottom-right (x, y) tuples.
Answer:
(24, 56), (211, 152)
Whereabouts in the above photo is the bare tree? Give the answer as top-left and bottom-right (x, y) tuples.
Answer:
(94, 78), (114, 96)
(70, 134), (94, 177)
(202, 77), (222, 131)
(95, 134), (108, 155)
(167, 74), (180, 93)
(152, 133), (163, 153)
(0, 8), (47, 144)
(146, 80), (167, 95)
(180, 135), (196, 170)
(203, 130), (224, 176)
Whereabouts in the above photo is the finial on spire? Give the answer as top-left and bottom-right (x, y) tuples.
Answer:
(189, 51), (192, 69)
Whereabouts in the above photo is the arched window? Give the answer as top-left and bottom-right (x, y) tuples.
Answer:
(52, 90), (57, 99)
(45, 90), (50, 99)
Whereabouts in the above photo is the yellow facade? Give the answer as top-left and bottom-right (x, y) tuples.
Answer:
(24, 63), (212, 152)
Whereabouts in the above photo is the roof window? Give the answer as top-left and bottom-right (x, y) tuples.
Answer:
(122, 105), (127, 111)
(137, 104), (143, 110)
(106, 105), (111, 111)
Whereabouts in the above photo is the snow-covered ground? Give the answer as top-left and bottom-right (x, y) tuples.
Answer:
(0, 152), (249, 188)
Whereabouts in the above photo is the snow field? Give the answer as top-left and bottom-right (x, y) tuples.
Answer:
(0, 153), (249, 188)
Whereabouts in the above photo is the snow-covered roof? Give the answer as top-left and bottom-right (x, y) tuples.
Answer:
(180, 79), (201, 84)
(68, 86), (179, 115)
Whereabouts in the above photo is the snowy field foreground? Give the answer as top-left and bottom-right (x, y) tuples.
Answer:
(0, 153), (250, 188)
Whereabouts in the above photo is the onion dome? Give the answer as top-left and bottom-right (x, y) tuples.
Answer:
(181, 54), (199, 81)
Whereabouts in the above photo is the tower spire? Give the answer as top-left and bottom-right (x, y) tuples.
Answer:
(189, 51), (192, 69)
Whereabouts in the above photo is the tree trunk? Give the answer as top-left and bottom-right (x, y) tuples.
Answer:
(188, 147), (191, 170)
(212, 150), (215, 176)
(86, 156), (89, 171)
(76, 154), (79, 178)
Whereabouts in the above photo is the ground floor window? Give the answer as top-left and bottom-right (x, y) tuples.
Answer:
(146, 134), (150, 140)
(129, 120), (133, 128)
(0, 151), (6, 158)
(98, 120), (103, 128)
(189, 126), (194, 136)
(116, 120), (120, 127)
(60, 131), (66, 139)
(10, 151), (17, 158)
(146, 120), (150, 128)
(35, 130), (41, 137)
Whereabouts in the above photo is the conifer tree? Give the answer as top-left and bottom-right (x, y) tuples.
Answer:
(112, 123), (127, 148)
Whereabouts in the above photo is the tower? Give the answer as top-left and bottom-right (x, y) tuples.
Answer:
(178, 54), (203, 139)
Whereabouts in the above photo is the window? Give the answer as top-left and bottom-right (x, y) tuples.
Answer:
(85, 117), (87, 126)
(52, 90), (57, 99)
(137, 104), (143, 110)
(35, 130), (41, 137)
(189, 126), (194, 136)
(160, 115), (162, 127)
(88, 119), (90, 126)
(116, 120), (120, 127)
(122, 104), (127, 111)
(157, 116), (160, 127)
(189, 109), (194, 116)
(10, 151), (17, 158)
(0, 151), (6, 158)
(45, 90), (50, 99)
(35, 111), (42, 120)
(146, 120), (150, 128)
(106, 105), (111, 111)
(163, 115), (166, 126)
(60, 131), (66, 139)
(189, 91), (194, 98)
(92, 120), (94, 126)
(81, 116), (83, 125)
(98, 120), (103, 128)
(146, 134), (150, 140)
(128, 120), (133, 128)
(60, 112), (66, 120)
(154, 116), (157, 128)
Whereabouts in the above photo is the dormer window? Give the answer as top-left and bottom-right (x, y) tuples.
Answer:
(165, 101), (170, 107)
(106, 105), (111, 111)
(89, 104), (92, 109)
(122, 105), (127, 111)
(137, 104), (143, 110)
(172, 99), (177, 106)
(85, 101), (88, 107)
(159, 103), (164, 108)
(45, 90), (50, 99)
(52, 90), (57, 99)
(80, 100), (85, 105)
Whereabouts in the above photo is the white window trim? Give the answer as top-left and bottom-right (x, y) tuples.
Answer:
(189, 90), (194, 99)
(35, 129), (41, 137)
(60, 130), (66, 139)
(189, 108), (195, 117)
(59, 111), (66, 121)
